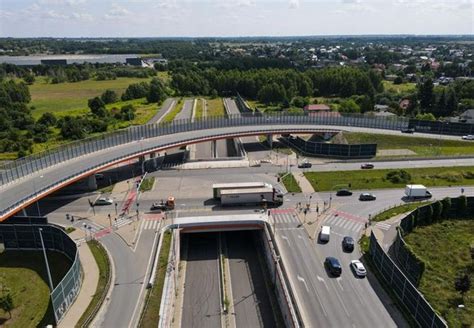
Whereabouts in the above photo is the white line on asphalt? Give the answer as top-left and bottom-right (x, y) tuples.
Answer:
(337, 278), (344, 291)
(298, 234), (303, 239)
(281, 235), (290, 245)
(297, 275), (310, 292)
(128, 227), (160, 328)
(317, 275), (325, 283)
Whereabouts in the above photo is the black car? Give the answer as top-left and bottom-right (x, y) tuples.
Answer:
(401, 128), (415, 134)
(359, 193), (376, 201)
(342, 236), (354, 252)
(324, 257), (342, 277)
(360, 163), (374, 169)
(150, 203), (167, 211)
(298, 162), (312, 168)
(336, 189), (353, 196)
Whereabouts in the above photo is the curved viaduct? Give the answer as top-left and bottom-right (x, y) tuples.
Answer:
(0, 113), (412, 220)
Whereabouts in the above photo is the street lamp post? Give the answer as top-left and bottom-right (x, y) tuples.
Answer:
(38, 228), (54, 291)
(274, 255), (281, 287)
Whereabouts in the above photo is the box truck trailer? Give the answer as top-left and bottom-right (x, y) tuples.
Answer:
(212, 182), (272, 199)
(220, 187), (284, 206)
(405, 185), (432, 199)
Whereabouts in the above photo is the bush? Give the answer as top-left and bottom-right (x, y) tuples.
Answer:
(386, 169), (412, 184)
(457, 195), (467, 217)
(441, 197), (451, 219)
(432, 201), (443, 221)
(101, 89), (118, 104)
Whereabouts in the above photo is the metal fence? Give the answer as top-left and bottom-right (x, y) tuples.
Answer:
(0, 113), (409, 187)
(0, 223), (81, 325)
(280, 136), (377, 158)
(409, 119), (474, 136)
(369, 232), (446, 328)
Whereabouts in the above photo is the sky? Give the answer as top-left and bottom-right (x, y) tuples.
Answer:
(0, 0), (473, 37)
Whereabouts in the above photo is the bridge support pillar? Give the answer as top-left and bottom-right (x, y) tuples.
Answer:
(139, 155), (145, 174)
(212, 140), (217, 158)
(267, 134), (273, 149)
(87, 175), (97, 190)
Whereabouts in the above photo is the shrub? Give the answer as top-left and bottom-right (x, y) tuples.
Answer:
(441, 197), (451, 219)
(457, 195), (467, 217)
(386, 169), (412, 184)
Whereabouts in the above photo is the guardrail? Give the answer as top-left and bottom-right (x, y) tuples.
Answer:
(0, 223), (81, 325)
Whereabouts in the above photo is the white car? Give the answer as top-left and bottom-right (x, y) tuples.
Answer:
(94, 197), (114, 206)
(462, 135), (474, 140)
(350, 260), (367, 277)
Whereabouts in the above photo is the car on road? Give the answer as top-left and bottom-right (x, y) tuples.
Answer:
(298, 162), (312, 168)
(359, 193), (376, 201)
(401, 128), (415, 134)
(336, 189), (353, 196)
(94, 197), (114, 206)
(350, 260), (367, 277)
(360, 163), (374, 169)
(342, 236), (355, 252)
(324, 257), (342, 277)
(462, 135), (474, 140)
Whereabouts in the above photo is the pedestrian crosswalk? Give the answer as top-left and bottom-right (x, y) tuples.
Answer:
(113, 216), (134, 229)
(271, 211), (301, 225)
(324, 214), (365, 233)
(375, 222), (392, 231)
(140, 219), (161, 231)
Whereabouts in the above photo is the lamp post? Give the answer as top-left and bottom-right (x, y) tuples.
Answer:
(38, 228), (54, 292)
(274, 255), (280, 287)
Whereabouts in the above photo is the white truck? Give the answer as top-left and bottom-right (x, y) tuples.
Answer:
(220, 187), (284, 206)
(405, 184), (432, 199)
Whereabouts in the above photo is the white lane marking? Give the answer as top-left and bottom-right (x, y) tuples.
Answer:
(326, 216), (335, 224)
(337, 277), (344, 291)
(333, 231), (346, 237)
(317, 275), (325, 283)
(281, 235), (290, 246)
(297, 234), (303, 239)
(297, 275), (310, 292)
(346, 221), (356, 231)
(342, 220), (351, 229)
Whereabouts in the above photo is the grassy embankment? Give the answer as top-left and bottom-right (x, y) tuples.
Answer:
(194, 98), (204, 120)
(372, 201), (432, 222)
(139, 231), (172, 327)
(305, 166), (474, 192)
(404, 220), (474, 327)
(76, 240), (111, 328)
(345, 132), (474, 158)
(279, 173), (302, 193)
(0, 251), (71, 327)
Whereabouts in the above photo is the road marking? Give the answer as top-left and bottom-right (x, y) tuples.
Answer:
(297, 275), (310, 292)
(317, 275), (325, 283)
(297, 234), (303, 239)
(337, 277), (344, 291)
(281, 235), (290, 245)
(376, 222), (392, 230)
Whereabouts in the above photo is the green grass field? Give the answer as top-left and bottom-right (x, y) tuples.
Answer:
(344, 132), (474, 157)
(382, 80), (417, 94)
(404, 220), (474, 327)
(139, 231), (171, 327)
(139, 177), (155, 192)
(206, 98), (225, 117)
(29, 76), (154, 118)
(280, 173), (302, 193)
(0, 250), (71, 328)
(304, 166), (474, 191)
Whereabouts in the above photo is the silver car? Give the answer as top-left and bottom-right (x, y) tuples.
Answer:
(94, 197), (114, 206)
(350, 260), (367, 277)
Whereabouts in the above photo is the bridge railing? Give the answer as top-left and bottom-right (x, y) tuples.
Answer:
(0, 112), (408, 187)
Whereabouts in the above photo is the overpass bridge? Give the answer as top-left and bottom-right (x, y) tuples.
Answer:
(0, 113), (411, 220)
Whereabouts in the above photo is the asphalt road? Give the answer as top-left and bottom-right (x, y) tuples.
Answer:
(182, 232), (222, 328)
(226, 231), (277, 328)
(175, 99), (194, 121)
(147, 98), (176, 124)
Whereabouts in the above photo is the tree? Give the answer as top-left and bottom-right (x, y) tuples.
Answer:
(60, 116), (86, 140)
(393, 76), (403, 85)
(147, 78), (167, 103)
(88, 97), (107, 118)
(120, 104), (136, 121)
(457, 195), (467, 217)
(339, 99), (360, 113)
(101, 89), (117, 104)
(37, 112), (57, 127)
(441, 197), (451, 219)
(432, 201), (443, 221)
(454, 273), (471, 300)
(418, 78), (434, 110)
(24, 73), (35, 85)
(121, 82), (150, 101)
(0, 293), (13, 319)
(445, 87), (458, 115)
(415, 113), (436, 121)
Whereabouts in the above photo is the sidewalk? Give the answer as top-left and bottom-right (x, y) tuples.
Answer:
(59, 229), (99, 328)
(292, 172), (315, 193)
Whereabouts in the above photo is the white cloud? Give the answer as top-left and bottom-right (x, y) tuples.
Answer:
(71, 12), (93, 21)
(41, 10), (69, 19)
(104, 4), (131, 19)
(156, 0), (179, 9)
(289, 0), (300, 9)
